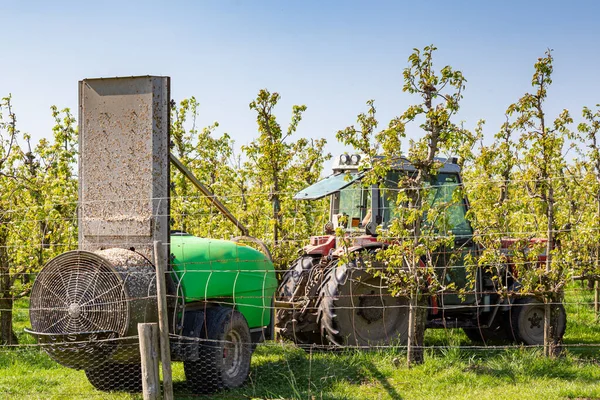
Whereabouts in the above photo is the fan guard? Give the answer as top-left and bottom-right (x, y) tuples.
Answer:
(30, 251), (129, 338)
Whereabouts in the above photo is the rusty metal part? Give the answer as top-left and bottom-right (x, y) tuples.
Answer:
(170, 153), (249, 237)
(232, 236), (272, 262)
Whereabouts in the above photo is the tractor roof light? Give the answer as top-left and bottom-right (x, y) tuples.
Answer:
(334, 153), (365, 170)
(339, 153), (361, 165)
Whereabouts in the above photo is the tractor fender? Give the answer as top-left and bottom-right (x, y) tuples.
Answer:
(302, 235), (337, 256)
(331, 244), (387, 282)
(331, 241), (387, 258)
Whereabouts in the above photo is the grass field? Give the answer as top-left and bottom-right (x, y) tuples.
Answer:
(2, 286), (599, 400)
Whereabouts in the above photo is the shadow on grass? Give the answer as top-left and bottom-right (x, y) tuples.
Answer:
(170, 338), (600, 399)
(172, 344), (403, 400)
(363, 361), (403, 400)
(447, 347), (600, 385)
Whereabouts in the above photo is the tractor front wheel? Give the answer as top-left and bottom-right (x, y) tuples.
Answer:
(184, 307), (252, 394)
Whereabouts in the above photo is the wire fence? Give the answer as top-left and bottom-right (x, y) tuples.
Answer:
(0, 188), (599, 399)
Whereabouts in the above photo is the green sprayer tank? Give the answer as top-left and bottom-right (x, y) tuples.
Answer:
(171, 234), (278, 328)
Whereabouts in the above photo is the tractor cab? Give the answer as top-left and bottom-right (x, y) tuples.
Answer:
(296, 154), (478, 306)
(295, 154), (473, 239)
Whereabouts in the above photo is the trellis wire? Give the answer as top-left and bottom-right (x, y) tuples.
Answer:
(0, 185), (598, 398)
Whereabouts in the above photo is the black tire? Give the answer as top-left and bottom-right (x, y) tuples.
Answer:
(85, 362), (142, 393)
(277, 255), (319, 300)
(275, 255), (323, 344)
(317, 259), (410, 347)
(184, 307), (252, 394)
(464, 325), (509, 343)
(463, 313), (511, 343)
(507, 297), (566, 345)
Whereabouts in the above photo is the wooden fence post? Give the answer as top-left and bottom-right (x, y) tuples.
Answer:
(154, 240), (174, 400)
(138, 323), (160, 400)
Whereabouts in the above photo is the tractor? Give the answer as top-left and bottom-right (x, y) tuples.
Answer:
(26, 76), (278, 394)
(276, 153), (567, 347)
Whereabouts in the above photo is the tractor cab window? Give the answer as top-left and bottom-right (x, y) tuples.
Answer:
(380, 172), (472, 237)
(380, 171), (405, 225)
(332, 182), (371, 230)
(427, 174), (472, 237)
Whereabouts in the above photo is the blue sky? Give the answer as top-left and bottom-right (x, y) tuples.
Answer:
(1, 0), (599, 169)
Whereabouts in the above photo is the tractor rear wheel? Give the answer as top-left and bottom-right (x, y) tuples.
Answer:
(276, 255), (323, 344)
(85, 362), (142, 392)
(507, 297), (566, 345)
(184, 307), (252, 394)
(317, 259), (410, 347)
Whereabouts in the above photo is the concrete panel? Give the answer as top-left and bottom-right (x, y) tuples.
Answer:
(78, 76), (170, 263)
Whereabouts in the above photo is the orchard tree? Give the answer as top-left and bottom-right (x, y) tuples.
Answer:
(0, 100), (78, 344)
(510, 50), (574, 356)
(11, 106), (78, 291)
(338, 45), (469, 366)
(577, 105), (600, 317)
(246, 89), (305, 248)
(11, 106), (78, 340)
(464, 114), (518, 319)
(0, 95), (22, 344)
(382, 45), (468, 366)
(169, 98), (238, 238)
(284, 136), (331, 247)
(245, 89), (330, 268)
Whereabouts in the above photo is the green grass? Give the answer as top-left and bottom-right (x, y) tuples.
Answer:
(3, 288), (600, 399)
